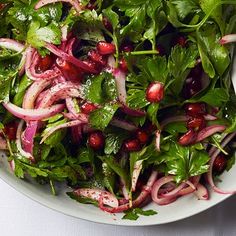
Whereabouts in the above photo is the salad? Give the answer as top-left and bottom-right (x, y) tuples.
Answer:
(0, 0), (236, 220)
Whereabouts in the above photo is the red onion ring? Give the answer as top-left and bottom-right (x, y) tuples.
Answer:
(45, 43), (97, 73)
(196, 125), (226, 142)
(3, 102), (65, 121)
(131, 160), (143, 192)
(22, 80), (51, 109)
(195, 183), (209, 200)
(38, 82), (80, 108)
(35, 0), (82, 13)
(16, 120), (34, 161)
(99, 171), (158, 213)
(110, 118), (137, 132)
(74, 188), (119, 208)
(207, 132), (236, 194)
(40, 118), (88, 144)
(220, 34), (236, 45)
(178, 175), (200, 196)
(25, 47), (61, 81)
(65, 98), (79, 118)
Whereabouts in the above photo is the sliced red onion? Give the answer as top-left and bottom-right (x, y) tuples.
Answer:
(220, 34), (236, 45)
(22, 79), (51, 109)
(45, 43), (97, 73)
(151, 176), (178, 205)
(120, 178), (129, 200)
(120, 105), (146, 117)
(204, 114), (218, 121)
(110, 118), (137, 132)
(0, 38), (24, 52)
(40, 119), (88, 144)
(74, 188), (119, 208)
(196, 125), (226, 142)
(35, 0), (82, 12)
(65, 37), (80, 56)
(131, 160), (143, 192)
(0, 136), (7, 150)
(195, 183), (209, 200)
(3, 102), (65, 121)
(16, 120), (34, 160)
(113, 68), (127, 104)
(106, 55), (116, 74)
(38, 82), (80, 108)
(9, 160), (15, 172)
(178, 175), (200, 196)
(66, 98), (79, 117)
(99, 171), (157, 213)
(25, 47), (61, 81)
(160, 115), (189, 129)
(207, 132), (236, 194)
(22, 121), (38, 154)
(71, 125), (83, 144)
(155, 130), (161, 152)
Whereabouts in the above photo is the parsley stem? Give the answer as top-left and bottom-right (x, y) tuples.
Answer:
(128, 50), (158, 56)
(50, 179), (56, 196)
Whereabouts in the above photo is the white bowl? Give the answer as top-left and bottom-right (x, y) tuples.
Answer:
(0, 56), (236, 226)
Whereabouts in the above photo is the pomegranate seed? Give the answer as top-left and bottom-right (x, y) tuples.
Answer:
(97, 41), (116, 55)
(185, 103), (206, 117)
(88, 131), (105, 150)
(120, 42), (134, 52)
(102, 17), (113, 32)
(146, 82), (165, 103)
(119, 57), (128, 72)
(187, 116), (206, 131)
(56, 58), (84, 82)
(81, 102), (98, 114)
(37, 54), (54, 72)
(213, 154), (227, 174)
(178, 129), (197, 146)
(136, 130), (149, 144)
(88, 50), (107, 66)
(124, 139), (141, 152)
(182, 64), (203, 99)
(4, 122), (18, 141)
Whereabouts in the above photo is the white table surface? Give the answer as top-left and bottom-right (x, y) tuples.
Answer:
(0, 179), (235, 236)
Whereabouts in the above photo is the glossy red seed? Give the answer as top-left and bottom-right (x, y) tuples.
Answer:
(81, 102), (98, 114)
(124, 139), (141, 152)
(119, 57), (128, 72)
(213, 155), (227, 174)
(4, 122), (18, 141)
(97, 41), (116, 55)
(178, 129), (197, 146)
(136, 130), (149, 144)
(102, 16), (113, 32)
(37, 54), (54, 72)
(146, 82), (164, 103)
(185, 103), (206, 117)
(88, 50), (107, 66)
(56, 59), (84, 82)
(187, 116), (206, 131)
(88, 131), (105, 150)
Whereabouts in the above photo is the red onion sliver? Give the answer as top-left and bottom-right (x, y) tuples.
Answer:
(74, 188), (119, 208)
(204, 114), (218, 121)
(120, 178), (129, 200)
(131, 160), (143, 192)
(113, 68), (127, 104)
(120, 105), (146, 117)
(3, 102), (65, 121)
(160, 115), (189, 129)
(40, 119), (88, 144)
(178, 175), (201, 196)
(220, 34), (236, 45)
(23, 80), (51, 109)
(196, 125), (226, 142)
(35, 0), (82, 13)
(195, 183), (209, 200)
(155, 130), (161, 152)
(110, 118), (137, 132)
(45, 43), (97, 73)
(16, 120), (33, 160)
(0, 38), (24, 52)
